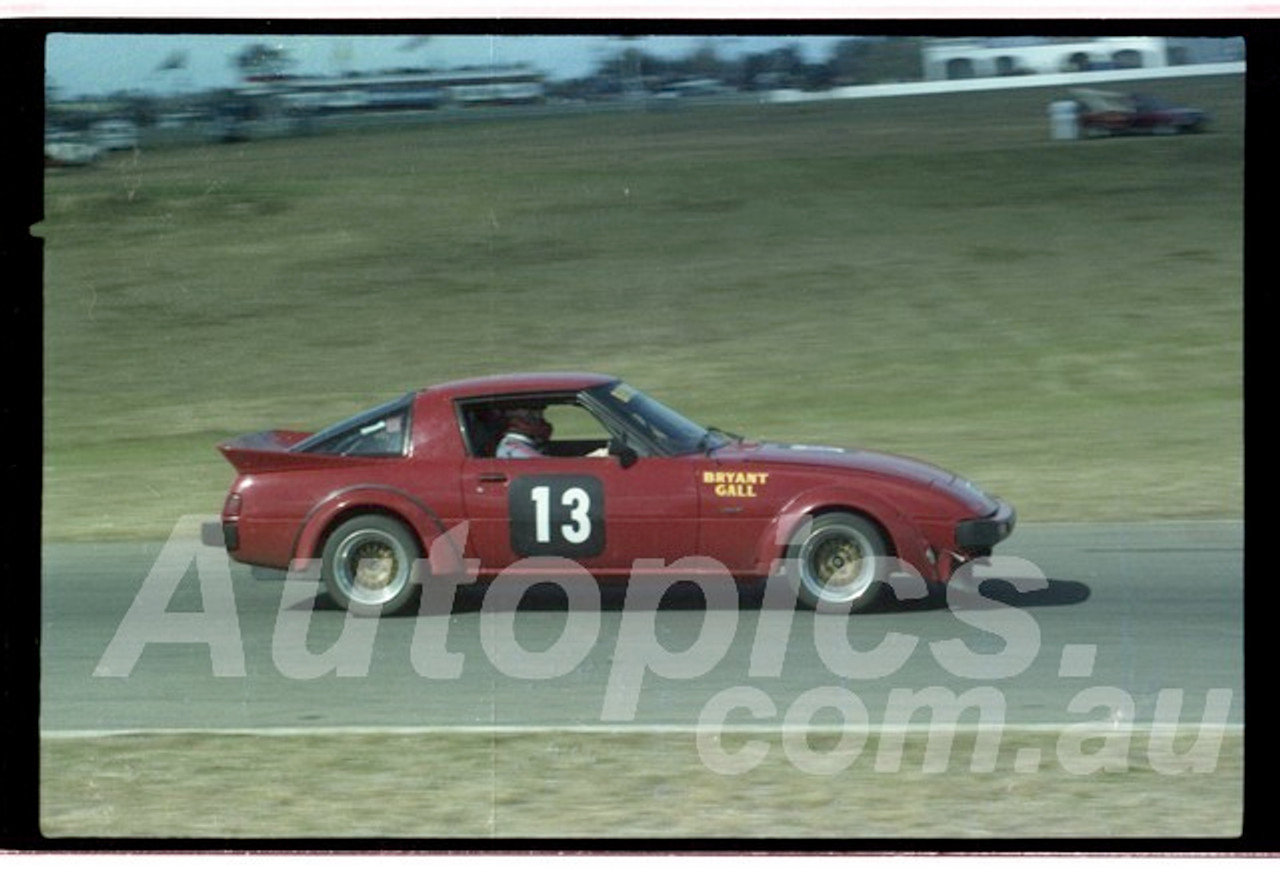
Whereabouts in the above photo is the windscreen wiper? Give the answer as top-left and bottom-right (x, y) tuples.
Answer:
(699, 426), (743, 454)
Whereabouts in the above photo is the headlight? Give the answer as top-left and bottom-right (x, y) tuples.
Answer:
(949, 476), (997, 513)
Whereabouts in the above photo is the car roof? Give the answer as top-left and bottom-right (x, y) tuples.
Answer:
(420, 372), (619, 400)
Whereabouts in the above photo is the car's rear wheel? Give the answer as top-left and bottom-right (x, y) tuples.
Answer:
(788, 512), (889, 612)
(322, 515), (422, 616)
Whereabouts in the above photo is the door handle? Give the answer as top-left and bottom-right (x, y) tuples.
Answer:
(478, 472), (509, 483)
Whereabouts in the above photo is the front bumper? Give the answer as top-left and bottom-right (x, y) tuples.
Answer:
(955, 499), (1016, 551)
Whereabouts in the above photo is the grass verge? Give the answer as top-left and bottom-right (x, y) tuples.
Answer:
(41, 727), (1242, 839)
(41, 77), (1243, 539)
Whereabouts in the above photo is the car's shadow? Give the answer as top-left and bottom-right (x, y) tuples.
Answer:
(867, 577), (1092, 614)
(425, 576), (1091, 615)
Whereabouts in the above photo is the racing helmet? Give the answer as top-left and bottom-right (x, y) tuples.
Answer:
(506, 407), (553, 443)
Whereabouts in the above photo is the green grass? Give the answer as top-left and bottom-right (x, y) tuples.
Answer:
(41, 77), (1244, 540)
(41, 728), (1242, 838)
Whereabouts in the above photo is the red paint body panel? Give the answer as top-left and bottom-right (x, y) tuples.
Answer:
(1072, 90), (1210, 136)
(213, 373), (1014, 586)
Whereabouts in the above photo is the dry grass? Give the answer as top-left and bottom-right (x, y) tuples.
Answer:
(40, 727), (1242, 839)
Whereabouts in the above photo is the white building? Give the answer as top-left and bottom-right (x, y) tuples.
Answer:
(922, 38), (1170, 81)
(239, 66), (545, 113)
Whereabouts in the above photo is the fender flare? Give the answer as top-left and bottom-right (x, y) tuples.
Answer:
(750, 485), (937, 582)
(291, 484), (466, 576)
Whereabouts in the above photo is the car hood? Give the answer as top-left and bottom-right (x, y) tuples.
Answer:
(711, 441), (998, 513)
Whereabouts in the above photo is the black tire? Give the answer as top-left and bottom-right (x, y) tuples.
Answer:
(321, 515), (422, 616)
(787, 512), (890, 612)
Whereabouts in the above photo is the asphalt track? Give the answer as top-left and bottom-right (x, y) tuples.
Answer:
(40, 521), (1243, 734)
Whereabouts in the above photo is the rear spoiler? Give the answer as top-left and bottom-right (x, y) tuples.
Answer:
(217, 430), (317, 473)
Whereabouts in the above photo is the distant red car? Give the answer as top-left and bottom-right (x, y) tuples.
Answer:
(205, 373), (1014, 615)
(1072, 88), (1209, 137)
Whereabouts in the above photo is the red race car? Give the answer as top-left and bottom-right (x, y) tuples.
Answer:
(205, 373), (1014, 615)
(1071, 88), (1210, 137)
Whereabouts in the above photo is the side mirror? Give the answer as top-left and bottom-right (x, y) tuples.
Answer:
(610, 440), (639, 469)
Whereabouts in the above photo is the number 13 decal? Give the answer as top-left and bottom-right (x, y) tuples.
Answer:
(510, 476), (605, 557)
(530, 485), (592, 544)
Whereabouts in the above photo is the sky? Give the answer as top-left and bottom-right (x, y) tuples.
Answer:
(46, 33), (851, 98)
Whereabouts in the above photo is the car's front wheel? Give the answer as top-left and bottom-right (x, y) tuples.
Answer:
(788, 512), (889, 612)
(321, 515), (422, 616)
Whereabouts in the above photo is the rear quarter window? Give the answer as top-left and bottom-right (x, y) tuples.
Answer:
(294, 399), (412, 457)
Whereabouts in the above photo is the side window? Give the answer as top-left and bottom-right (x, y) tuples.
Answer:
(460, 403), (508, 457)
(307, 407), (409, 456)
(461, 398), (614, 458)
(346, 409), (409, 455)
(544, 403), (612, 443)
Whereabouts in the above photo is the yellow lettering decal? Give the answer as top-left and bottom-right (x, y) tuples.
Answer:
(704, 469), (769, 498)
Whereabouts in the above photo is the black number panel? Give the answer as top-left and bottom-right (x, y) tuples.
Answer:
(509, 475), (606, 558)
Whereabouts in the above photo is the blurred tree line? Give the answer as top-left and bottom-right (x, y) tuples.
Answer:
(46, 36), (927, 130)
(214, 37), (926, 97)
(562, 37), (925, 96)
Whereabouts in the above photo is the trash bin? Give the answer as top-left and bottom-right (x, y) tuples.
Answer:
(1049, 100), (1080, 140)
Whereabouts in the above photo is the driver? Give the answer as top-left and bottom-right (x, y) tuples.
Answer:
(496, 408), (553, 459)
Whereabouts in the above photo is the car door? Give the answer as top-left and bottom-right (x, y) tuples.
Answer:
(461, 453), (700, 574)
(457, 396), (701, 573)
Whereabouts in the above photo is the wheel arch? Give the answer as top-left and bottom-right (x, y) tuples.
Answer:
(315, 504), (418, 555)
(750, 487), (935, 581)
(796, 505), (897, 555)
(291, 485), (452, 570)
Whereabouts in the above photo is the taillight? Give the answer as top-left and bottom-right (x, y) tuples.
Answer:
(224, 492), (243, 519)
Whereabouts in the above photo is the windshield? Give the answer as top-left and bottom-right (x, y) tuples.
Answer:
(291, 394), (413, 456)
(585, 382), (731, 456)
